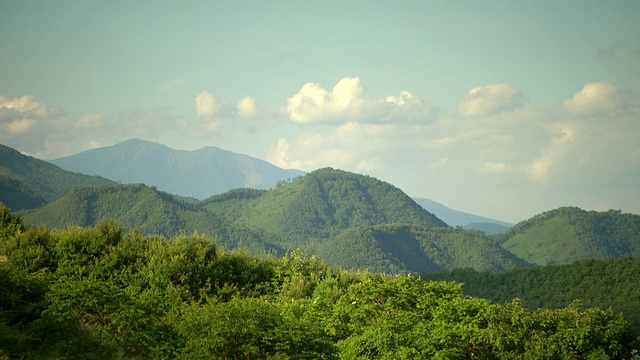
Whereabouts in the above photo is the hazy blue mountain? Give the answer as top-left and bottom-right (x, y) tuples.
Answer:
(49, 139), (305, 199)
(412, 197), (513, 232)
(463, 222), (512, 235)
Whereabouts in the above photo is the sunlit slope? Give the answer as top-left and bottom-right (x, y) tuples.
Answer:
(205, 168), (527, 273)
(206, 168), (448, 246)
(21, 184), (280, 255)
(499, 207), (640, 265)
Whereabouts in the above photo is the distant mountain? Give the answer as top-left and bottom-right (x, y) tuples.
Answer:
(463, 222), (512, 235)
(498, 206), (640, 266)
(0, 143), (115, 210)
(412, 197), (513, 232)
(21, 183), (280, 255)
(49, 139), (305, 199)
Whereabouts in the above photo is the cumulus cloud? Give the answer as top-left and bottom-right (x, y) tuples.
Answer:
(563, 81), (636, 116)
(524, 124), (577, 184)
(267, 121), (399, 171)
(457, 83), (525, 117)
(195, 91), (219, 118)
(237, 96), (258, 119)
(286, 77), (438, 123)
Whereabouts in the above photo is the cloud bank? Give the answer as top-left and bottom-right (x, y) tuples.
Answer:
(2, 78), (639, 221)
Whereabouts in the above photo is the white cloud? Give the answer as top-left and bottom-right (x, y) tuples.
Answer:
(457, 83), (525, 117)
(267, 121), (398, 171)
(563, 81), (636, 116)
(237, 96), (258, 119)
(195, 91), (219, 118)
(286, 77), (437, 123)
(0, 95), (50, 118)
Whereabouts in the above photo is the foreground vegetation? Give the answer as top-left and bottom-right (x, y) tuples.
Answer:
(1, 206), (638, 359)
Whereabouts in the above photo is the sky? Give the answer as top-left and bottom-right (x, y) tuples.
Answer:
(1, 0), (639, 223)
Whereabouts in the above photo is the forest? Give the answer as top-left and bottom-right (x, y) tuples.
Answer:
(422, 256), (640, 332)
(2, 205), (639, 359)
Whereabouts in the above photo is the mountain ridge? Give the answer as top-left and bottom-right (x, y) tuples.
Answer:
(412, 197), (513, 233)
(49, 138), (305, 199)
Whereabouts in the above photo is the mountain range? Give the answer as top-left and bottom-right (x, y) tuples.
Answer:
(48, 139), (511, 230)
(49, 139), (305, 200)
(3, 140), (640, 274)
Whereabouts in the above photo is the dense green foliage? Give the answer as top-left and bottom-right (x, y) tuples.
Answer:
(422, 256), (640, 330)
(498, 207), (640, 265)
(1, 207), (638, 359)
(0, 144), (115, 209)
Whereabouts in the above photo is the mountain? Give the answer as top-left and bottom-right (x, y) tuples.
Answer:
(498, 206), (640, 266)
(315, 223), (529, 274)
(49, 139), (305, 199)
(21, 183), (281, 255)
(204, 168), (448, 246)
(463, 222), (512, 235)
(412, 197), (513, 233)
(203, 168), (528, 273)
(0, 143), (115, 210)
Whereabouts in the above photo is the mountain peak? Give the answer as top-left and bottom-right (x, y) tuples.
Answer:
(49, 139), (304, 199)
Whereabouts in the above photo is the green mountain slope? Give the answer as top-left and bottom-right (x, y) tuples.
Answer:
(204, 168), (527, 273)
(316, 224), (529, 274)
(205, 168), (447, 247)
(422, 256), (640, 330)
(21, 184), (280, 255)
(498, 206), (640, 265)
(0, 143), (115, 210)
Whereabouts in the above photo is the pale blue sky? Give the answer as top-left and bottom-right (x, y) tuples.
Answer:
(1, 0), (639, 222)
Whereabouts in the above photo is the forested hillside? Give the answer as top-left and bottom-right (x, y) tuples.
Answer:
(202, 168), (524, 273)
(2, 206), (638, 359)
(205, 168), (447, 245)
(422, 256), (640, 331)
(7, 139), (640, 276)
(315, 224), (528, 274)
(19, 168), (527, 274)
(498, 207), (640, 265)
(20, 184), (280, 255)
(0, 144), (115, 210)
